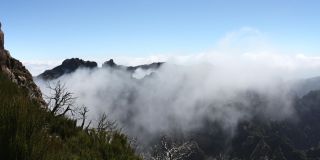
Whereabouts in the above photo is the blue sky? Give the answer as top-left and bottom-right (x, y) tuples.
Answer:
(0, 0), (320, 62)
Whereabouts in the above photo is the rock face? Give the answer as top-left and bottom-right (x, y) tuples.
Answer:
(102, 59), (117, 68)
(37, 58), (164, 80)
(38, 58), (97, 80)
(0, 22), (4, 50)
(127, 62), (163, 72)
(0, 24), (45, 106)
(102, 59), (164, 72)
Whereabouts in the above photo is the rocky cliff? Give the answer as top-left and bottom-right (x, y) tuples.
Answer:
(0, 24), (45, 106)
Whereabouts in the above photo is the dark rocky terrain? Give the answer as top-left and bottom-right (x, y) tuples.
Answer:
(102, 59), (164, 72)
(38, 58), (97, 80)
(0, 42), (45, 106)
(37, 58), (164, 80)
(292, 76), (320, 97)
(141, 89), (320, 160)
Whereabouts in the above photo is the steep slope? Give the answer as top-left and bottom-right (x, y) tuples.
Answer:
(0, 71), (142, 160)
(145, 89), (320, 160)
(0, 24), (141, 160)
(292, 76), (320, 97)
(0, 41), (45, 105)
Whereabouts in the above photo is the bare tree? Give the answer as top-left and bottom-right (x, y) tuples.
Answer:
(78, 105), (89, 129)
(45, 80), (77, 117)
(85, 120), (92, 131)
(97, 113), (117, 132)
(45, 81), (94, 132)
(151, 136), (197, 160)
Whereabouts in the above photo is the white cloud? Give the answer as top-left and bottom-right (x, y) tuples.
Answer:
(23, 60), (61, 76)
(33, 27), (320, 147)
(24, 27), (320, 78)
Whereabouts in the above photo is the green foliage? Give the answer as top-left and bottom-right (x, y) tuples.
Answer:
(0, 73), (141, 160)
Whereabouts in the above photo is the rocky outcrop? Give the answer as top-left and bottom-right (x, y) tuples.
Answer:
(102, 59), (117, 68)
(127, 62), (163, 72)
(37, 58), (164, 80)
(38, 58), (97, 80)
(0, 24), (45, 106)
(102, 59), (164, 72)
(0, 22), (4, 50)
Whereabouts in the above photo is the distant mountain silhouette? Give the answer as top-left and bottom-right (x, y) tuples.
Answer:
(102, 59), (164, 72)
(38, 58), (97, 80)
(292, 76), (320, 97)
(38, 58), (164, 80)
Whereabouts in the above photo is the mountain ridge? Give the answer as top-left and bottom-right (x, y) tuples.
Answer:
(37, 58), (164, 80)
(38, 58), (98, 80)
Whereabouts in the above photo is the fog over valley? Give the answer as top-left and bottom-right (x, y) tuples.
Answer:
(28, 29), (320, 158)
(35, 51), (320, 149)
(3, 1), (320, 159)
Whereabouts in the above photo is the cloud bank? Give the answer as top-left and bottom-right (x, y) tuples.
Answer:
(34, 27), (320, 145)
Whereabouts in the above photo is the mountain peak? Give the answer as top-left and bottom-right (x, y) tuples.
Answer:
(37, 58), (165, 80)
(102, 59), (164, 72)
(61, 58), (97, 69)
(102, 59), (117, 68)
(38, 58), (97, 80)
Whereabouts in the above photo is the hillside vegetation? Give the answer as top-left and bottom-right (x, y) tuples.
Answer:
(0, 73), (141, 160)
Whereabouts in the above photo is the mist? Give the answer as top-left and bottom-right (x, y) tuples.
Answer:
(35, 54), (320, 139)
(34, 28), (320, 148)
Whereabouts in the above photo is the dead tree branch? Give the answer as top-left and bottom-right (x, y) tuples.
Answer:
(45, 80), (77, 117)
